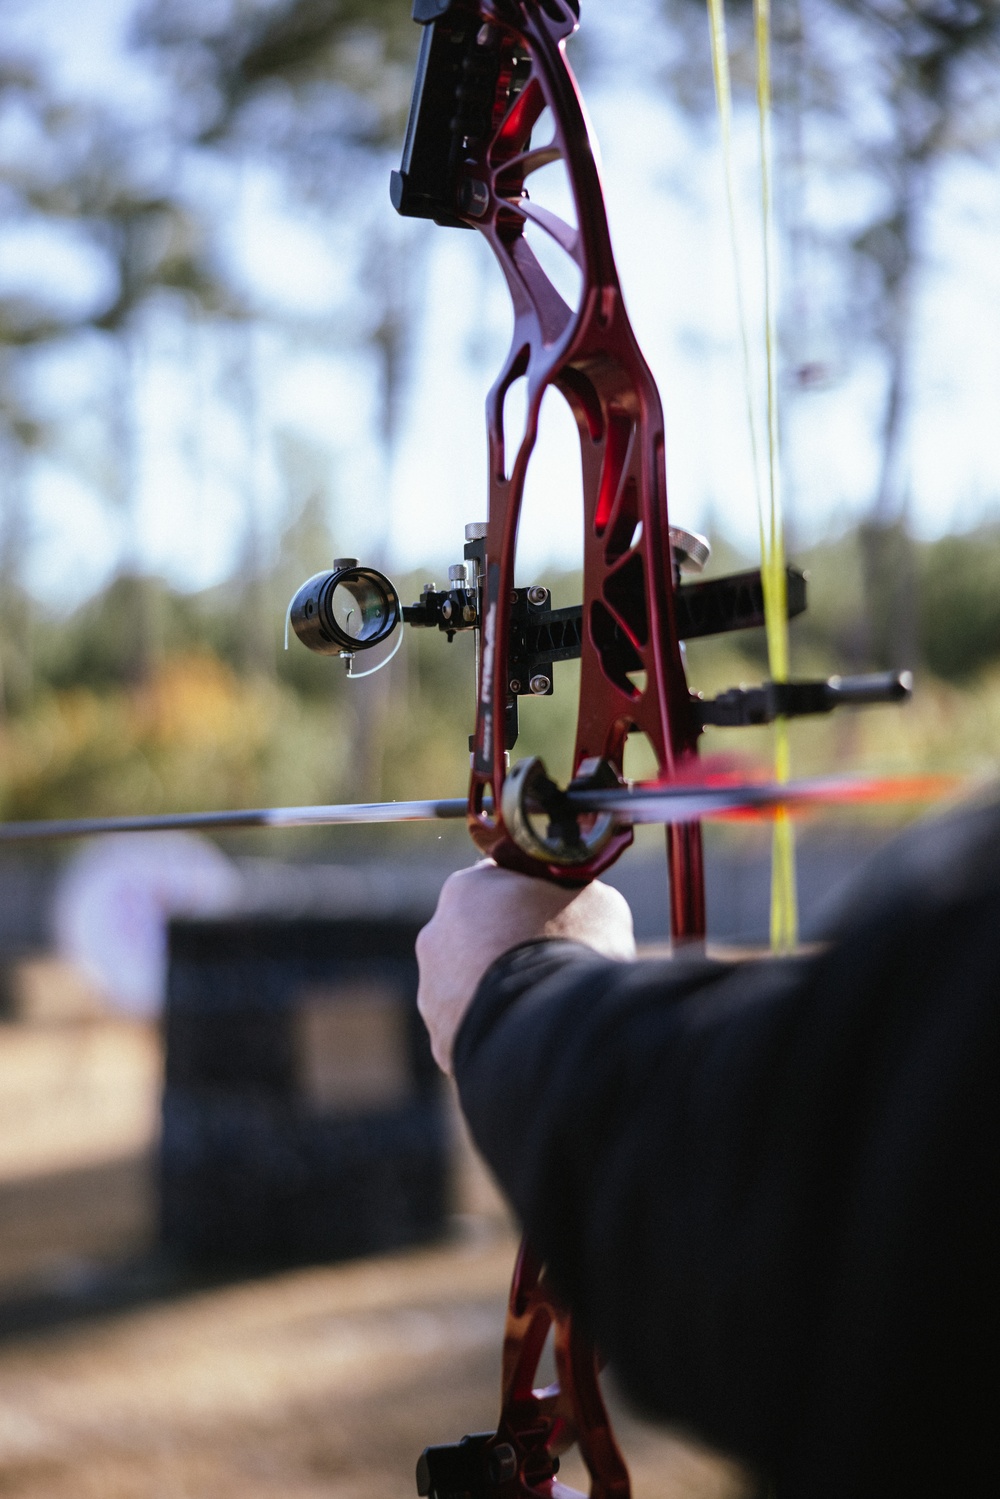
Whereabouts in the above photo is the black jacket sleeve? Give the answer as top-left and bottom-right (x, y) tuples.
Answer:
(452, 798), (1000, 1499)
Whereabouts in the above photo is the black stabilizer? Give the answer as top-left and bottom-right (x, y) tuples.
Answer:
(697, 671), (913, 728)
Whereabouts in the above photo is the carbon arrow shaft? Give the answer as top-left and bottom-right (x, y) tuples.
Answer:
(0, 798), (471, 844)
(0, 775), (953, 845)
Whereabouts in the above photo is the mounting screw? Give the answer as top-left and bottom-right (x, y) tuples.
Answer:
(526, 586), (548, 606)
(441, 599), (454, 621)
(509, 678), (522, 694)
(459, 179), (490, 219)
(529, 674), (551, 695)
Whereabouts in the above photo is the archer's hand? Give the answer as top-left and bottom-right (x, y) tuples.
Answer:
(416, 861), (636, 1074)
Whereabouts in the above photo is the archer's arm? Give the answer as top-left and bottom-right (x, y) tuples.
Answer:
(446, 800), (1000, 1499)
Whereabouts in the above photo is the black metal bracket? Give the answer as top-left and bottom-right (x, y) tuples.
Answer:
(402, 562), (814, 753)
(402, 586), (479, 639)
(675, 565), (807, 640)
(402, 566), (806, 662)
(399, 561), (910, 742)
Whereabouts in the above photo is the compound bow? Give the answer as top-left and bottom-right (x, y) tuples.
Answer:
(289, 5), (912, 1499)
(0, 5), (924, 1498)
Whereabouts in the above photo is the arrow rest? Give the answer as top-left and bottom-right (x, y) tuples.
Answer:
(500, 754), (619, 869)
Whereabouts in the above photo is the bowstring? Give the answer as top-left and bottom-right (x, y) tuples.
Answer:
(706, 0), (799, 951)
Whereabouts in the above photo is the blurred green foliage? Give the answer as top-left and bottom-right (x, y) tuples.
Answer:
(916, 524), (1000, 682)
(0, 0), (997, 838)
(2, 518), (1000, 824)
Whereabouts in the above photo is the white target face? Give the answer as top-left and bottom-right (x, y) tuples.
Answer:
(54, 834), (242, 1018)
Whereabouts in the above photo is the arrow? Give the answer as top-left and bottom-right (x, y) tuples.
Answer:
(0, 774), (956, 844)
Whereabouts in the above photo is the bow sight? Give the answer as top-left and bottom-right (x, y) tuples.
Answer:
(288, 560), (402, 661)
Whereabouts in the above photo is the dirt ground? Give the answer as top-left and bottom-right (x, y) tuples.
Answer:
(0, 1017), (751, 1499)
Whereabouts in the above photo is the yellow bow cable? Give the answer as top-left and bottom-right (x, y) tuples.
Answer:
(706, 0), (799, 950)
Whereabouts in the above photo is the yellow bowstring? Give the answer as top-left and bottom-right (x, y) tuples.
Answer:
(706, 0), (798, 951)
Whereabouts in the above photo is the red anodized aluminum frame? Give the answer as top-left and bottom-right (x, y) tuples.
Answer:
(494, 1243), (631, 1499)
(458, 0), (705, 939)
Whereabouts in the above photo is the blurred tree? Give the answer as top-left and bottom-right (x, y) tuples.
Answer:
(0, 415), (42, 716)
(916, 520), (1000, 682)
(660, 0), (1000, 673)
(0, 7), (431, 729)
(835, 0), (1000, 670)
(132, 0), (417, 178)
(0, 58), (69, 715)
(133, 0), (430, 801)
(0, 49), (237, 693)
(218, 319), (279, 681)
(46, 129), (235, 685)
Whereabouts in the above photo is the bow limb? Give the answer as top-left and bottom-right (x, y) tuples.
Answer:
(397, 8), (702, 1499)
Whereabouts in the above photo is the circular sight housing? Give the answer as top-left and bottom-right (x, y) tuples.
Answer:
(289, 563), (401, 655)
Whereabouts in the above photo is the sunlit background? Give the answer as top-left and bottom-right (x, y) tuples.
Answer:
(1, 0), (999, 834)
(0, 0), (998, 1494)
